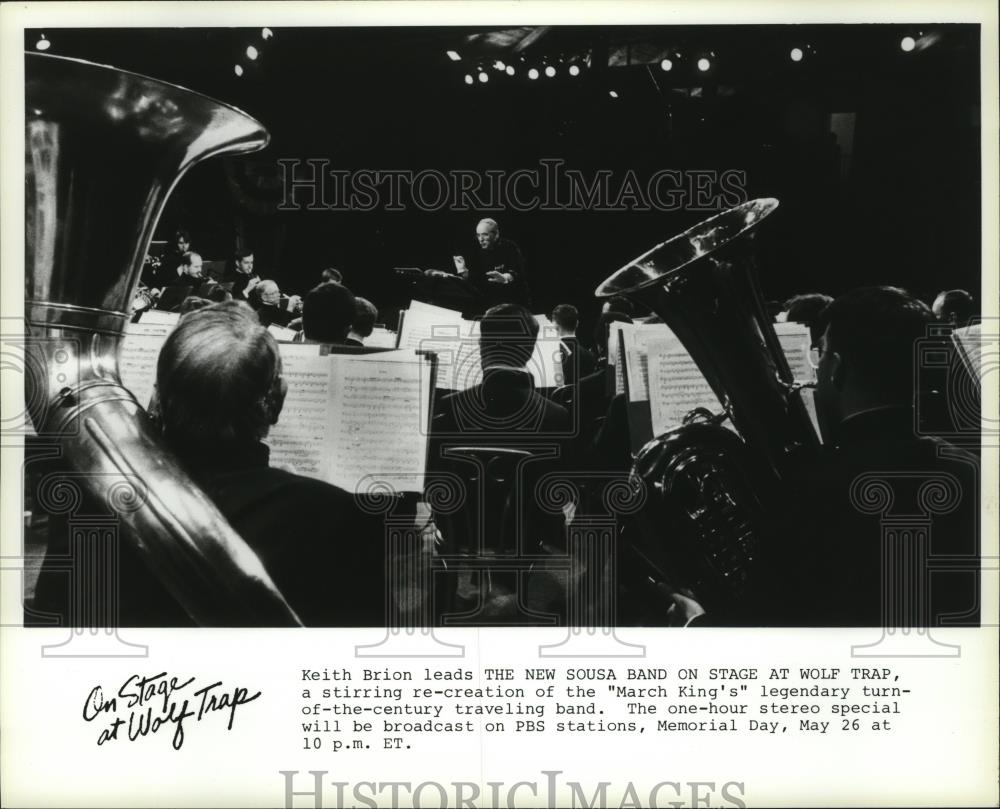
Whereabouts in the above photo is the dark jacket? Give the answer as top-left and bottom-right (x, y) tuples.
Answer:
(739, 406), (980, 626)
(464, 237), (530, 307)
(32, 442), (388, 627)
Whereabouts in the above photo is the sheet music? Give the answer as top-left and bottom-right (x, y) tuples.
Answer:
(324, 351), (432, 493)
(268, 344), (330, 479)
(645, 333), (722, 437)
(773, 322), (821, 440)
(268, 347), (431, 493)
(365, 326), (398, 348)
(138, 309), (181, 326)
(774, 322), (815, 384)
(267, 324), (298, 342)
(397, 305), (476, 390)
(397, 304), (561, 390)
(619, 322), (672, 402)
(118, 321), (174, 410)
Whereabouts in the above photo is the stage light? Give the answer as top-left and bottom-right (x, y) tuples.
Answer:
(447, 50), (461, 61)
(246, 45), (259, 60)
(900, 36), (916, 52)
(464, 74), (474, 85)
(506, 65), (516, 76)
(790, 47), (803, 62)
(495, 60), (506, 71)
(545, 65), (556, 77)
(234, 64), (244, 77)
(528, 68), (540, 80)
(478, 72), (489, 83)
(569, 64), (581, 76)
(660, 58), (673, 71)
(35, 34), (50, 51)
(262, 28), (274, 41)
(609, 90), (619, 99)
(697, 57), (711, 72)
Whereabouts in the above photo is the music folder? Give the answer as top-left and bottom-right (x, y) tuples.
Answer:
(267, 344), (437, 495)
(618, 321), (817, 451)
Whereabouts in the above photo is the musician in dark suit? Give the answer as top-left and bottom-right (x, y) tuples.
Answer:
(301, 281), (357, 345)
(149, 250), (204, 289)
(551, 304), (597, 387)
(249, 280), (295, 328)
(669, 286), (980, 627)
(424, 219), (529, 315)
(430, 304), (572, 618)
(34, 301), (390, 626)
(153, 301), (388, 625)
(346, 297), (378, 347)
(433, 304), (569, 439)
(223, 248), (261, 301)
(142, 228), (191, 287)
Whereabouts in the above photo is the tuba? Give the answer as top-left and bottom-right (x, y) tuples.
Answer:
(595, 198), (819, 612)
(24, 53), (301, 625)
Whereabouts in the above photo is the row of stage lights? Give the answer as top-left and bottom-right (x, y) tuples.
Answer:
(447, 30), (937, 95)
(27, 30), (933, 76)
(449, 50), (587, 84)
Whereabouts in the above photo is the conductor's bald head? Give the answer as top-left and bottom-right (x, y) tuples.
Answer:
(476, 218), (500, 249)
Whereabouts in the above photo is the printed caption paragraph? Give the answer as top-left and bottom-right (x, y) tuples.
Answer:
(299, 665), (909, 752)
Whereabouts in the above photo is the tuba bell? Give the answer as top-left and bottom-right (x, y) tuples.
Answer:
(24, 53), (301, 626)
(595, 198), (819, 612)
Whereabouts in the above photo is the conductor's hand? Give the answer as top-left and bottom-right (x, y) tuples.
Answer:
(486, 270), (512, 284)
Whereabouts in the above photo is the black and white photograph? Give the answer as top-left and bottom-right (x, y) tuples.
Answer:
(1, 2), (997, 807)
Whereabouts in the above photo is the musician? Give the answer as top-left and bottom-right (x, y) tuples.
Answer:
(425, 218), (528, 313)
(250, 280), (294, 328)
(143, 228), (191, 286)
(224, 248), (261, 300)
(301, 281), (357, 345)
(669, 286), (980, 627)
(150, 301), (386, 625)
(551, 304), (597, 387)
(430, 303), (571, 616)
(434, 303), (568, 437)
(346, 297), (378, 346)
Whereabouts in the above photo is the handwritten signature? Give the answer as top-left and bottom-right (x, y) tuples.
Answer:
(82, 672), (261, 750)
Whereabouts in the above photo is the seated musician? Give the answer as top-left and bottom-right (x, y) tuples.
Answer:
(150, 250), (204, 288)
(301, 281), (357, 345)
(434, 303), (569, 437)
(143, 228), (192, 287)
(250, 280), (295, 328)
(430, 304), (572, 618)
(151, 301), (387, 625)
(224, 248), (261, 300)
(551, 303), (597, 387)
(668, 286), (980, 627)
(346, 296), (378, 347)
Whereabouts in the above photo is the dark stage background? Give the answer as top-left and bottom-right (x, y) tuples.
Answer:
(27, 25), (982, 326)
